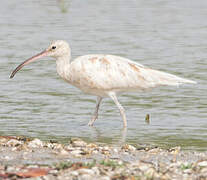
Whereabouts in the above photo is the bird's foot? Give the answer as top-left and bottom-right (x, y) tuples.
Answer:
(88, 122), (94, 126)
(88, 117), (97, 126)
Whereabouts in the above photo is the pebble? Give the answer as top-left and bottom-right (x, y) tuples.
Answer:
(42, 174), (56, 180)
(170, 146), (181, 154)
(4, 155), (13, 160)
(117, 160), (123, 165)
(103, 146), (110, 151)
(183, 169), (192, 174)
(65, 146), (75, 151)
(78, 168), (95, 175)
(54, 144), (64, 150)
(121, 144), (136, 151)
(70, 170), (79, 176)
(139, 164), (150, 171)
(71, 139), (87, 147)
(60, 149), (69, 156)
(201, 167), (207, 173)
(113, 148), (118, 153)
(198, 161), (207, 167)
(70, 150), (83, 156)
(49, 169), (58, 174)
(79, 174), (93, 180)
(92, 150), (99, 154)
(148, 148), (161, 154)
(11, 147), (18, 151)
(101, 150), (110, 155)
(87, 143), (97, 148)
(0, 136), (207, 180)
(92, 166), (100, 175)
(6, 166), (17, 172)
(145, 168), (155, 178)
(99, 176), (110, 180)
(0, 138), (8, 144)
(28, 138), (43, 148)
(7, 139), (23, 147)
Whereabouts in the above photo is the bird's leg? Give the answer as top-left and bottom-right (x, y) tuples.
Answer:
(88, 96), (102, 126)
(108, 92), (127, 127)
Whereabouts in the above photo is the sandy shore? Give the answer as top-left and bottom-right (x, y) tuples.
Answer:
(0, 136), (207, 180)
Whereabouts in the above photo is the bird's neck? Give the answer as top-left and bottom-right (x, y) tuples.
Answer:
(56, 54), (71, 80)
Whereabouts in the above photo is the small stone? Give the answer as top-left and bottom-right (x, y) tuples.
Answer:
(145, 168), (155, 178)
(113, 148), (118, 153)
(198, 161), (207, 167)
(101, 150), (110, 155)
(78, 168), (95, 175)
(71, 139), (87, 147)
(183, 169), (192, 174)
(87, 143), (97, 148)
(117, 160), (123, 165)
(46, 143), (55, 149)
(121, 144), (136, 151)
(92, 166), (100, 175)
(49, 169), (58, 174)
(27, 164), (39, 168)
(23, 151), (28, 155)
(103, 146), (109, 151)
(170, 146), (181, 154)
(79, 174), (93, 180)
(60, 149), (69, 155)
(99, 176), (110, 180)
(54, 144), (64, 150)
(65, 146), (75, 151)
(42, 174), (56, 180)
(161, 174), (171, 180)
(92, 150), (99, 154)
(11, 147), (18, 151)
(28, 138), (44, 148)
(70, 150), (83, 156)
(148, 148), (160, 153)
(4, 156), (12, 160)
(6, 166), (16, 172)
(128, 144), (136, 151)
(7, 139), (22, 147)
(201, 167), (207, 173)
(0, 138), (7, 144)
(70, 170), (79, 176)
(183, 173), (189, 179)
(49, 140), (58, 143)
(139, 164), (150, 171)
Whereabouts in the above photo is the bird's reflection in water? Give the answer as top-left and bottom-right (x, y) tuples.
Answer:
(89, 126), (127, 146)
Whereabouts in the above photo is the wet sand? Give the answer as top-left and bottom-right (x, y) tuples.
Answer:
(0, 136), (207, 179)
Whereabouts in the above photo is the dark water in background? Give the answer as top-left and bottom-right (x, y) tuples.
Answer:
(0, 0), (206, 150)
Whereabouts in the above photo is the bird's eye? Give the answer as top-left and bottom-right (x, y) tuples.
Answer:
(52, 46), (56, 50)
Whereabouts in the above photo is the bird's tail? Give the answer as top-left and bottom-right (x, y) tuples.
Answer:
(145, 68), (197, 86)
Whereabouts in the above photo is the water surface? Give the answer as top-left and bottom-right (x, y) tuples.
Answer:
(0, 0), (206, 150)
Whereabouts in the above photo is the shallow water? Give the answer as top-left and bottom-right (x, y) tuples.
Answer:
(0, 0), (206, 150)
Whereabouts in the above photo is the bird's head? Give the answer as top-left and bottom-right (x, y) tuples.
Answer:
(10, 40), (71, 78)
(47, 40), (71, 58)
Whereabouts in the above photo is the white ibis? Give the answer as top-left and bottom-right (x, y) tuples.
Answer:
(10, 40), (196, 127)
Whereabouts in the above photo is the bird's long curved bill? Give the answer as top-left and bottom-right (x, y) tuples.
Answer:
(10, 50), (48, 78)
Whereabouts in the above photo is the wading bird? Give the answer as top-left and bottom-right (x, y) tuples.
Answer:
(10, 40), (196, 127)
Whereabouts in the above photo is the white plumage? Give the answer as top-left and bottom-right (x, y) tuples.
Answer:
(10, 40), (196, 127)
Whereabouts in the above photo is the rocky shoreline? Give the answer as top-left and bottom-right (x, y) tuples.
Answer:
(0, 136), (207, 180)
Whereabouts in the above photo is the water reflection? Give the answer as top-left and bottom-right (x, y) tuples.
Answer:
(89, 126), (127, 145)
(57, 0), (70, 13)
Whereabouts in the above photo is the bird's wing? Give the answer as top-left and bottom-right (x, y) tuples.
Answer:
(70, 55), (150, 91)
(69, 55), (195, 92)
